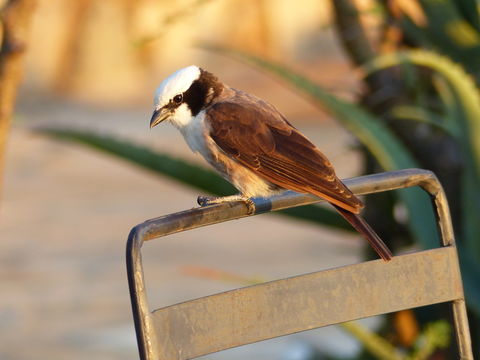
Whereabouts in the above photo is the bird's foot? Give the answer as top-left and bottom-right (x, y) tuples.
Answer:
(197, 195), (256, 215)
(197, 195), (216, 207)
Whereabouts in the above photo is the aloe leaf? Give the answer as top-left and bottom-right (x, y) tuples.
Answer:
(431, 73), (463, 136)
(201, 44), (437, 249)
(364, 50), (480, 257)
(401, 0), (480, 77)
(41, 127), (235, 194)
(455, 0), (480, 32)
(39, 127), (351, 232)
(389, 105), (458, 137)
(341, 321), (402, 360)
(363, 50), (480, 172)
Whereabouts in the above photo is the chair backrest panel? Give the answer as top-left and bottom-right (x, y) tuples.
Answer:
(151, 247), (462, 360)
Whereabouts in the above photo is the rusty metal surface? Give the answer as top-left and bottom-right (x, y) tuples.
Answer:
(126, 168), (473, 360)
(152, 247), (462, 360)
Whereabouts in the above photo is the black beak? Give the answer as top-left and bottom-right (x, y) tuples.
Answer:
(150, 108), (170, 128)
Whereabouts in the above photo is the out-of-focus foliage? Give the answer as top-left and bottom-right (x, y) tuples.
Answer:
(42, 127), (351, 231)
(364, 50), (480, 257)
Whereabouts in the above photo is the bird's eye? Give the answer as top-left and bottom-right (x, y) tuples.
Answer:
(173, 94), (183, 104)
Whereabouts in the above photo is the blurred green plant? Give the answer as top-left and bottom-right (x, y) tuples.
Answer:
(41, 127), (350, 231)
(335, 1), (480, 355)
(341, 320), (451, 360)
(364, 50), (480, 257)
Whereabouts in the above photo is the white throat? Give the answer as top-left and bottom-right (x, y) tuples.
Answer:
(169, 103), (194, 129)
(174, 110), (208, 155)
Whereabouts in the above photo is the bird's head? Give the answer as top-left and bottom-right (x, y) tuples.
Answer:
(150, 65), (222, 129)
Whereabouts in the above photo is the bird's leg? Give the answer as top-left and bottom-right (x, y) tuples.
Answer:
(197, 195), (256, 215)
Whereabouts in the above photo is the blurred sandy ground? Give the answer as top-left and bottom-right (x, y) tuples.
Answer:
(0, 1), (382, 359)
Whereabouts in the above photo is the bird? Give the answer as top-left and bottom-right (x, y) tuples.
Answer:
(149, 65), (393, 261)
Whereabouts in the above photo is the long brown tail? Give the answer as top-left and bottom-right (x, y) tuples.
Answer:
(333, 205), (393, 261)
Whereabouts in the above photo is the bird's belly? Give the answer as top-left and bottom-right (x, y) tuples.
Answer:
(205, 141), (280, 197)
(227, 165), (279, 197)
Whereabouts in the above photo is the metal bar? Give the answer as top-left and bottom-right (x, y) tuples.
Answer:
(453, 299), (473, 359)
(413, 173), (473, 358)
(130, 169), (438, 243)
(127, 226), (158, 360)
(126, 168), (473, 360)
(151, 247), (462, 360)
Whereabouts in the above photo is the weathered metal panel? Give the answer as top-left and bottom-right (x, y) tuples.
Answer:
(151, 247), (462, 360)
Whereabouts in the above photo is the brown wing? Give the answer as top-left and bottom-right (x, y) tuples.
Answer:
(206, 97), (364, 213)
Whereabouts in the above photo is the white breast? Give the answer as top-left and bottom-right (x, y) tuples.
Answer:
(173, 109), (278, 197)
(176, 110), (210, 157)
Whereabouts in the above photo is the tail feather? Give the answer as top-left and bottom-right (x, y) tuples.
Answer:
(333, 205), (393, 262)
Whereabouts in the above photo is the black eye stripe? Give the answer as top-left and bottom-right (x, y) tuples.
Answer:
(172, 69), (221, 116)
(182, 80), (207, 116)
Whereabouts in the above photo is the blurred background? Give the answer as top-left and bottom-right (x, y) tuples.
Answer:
(1, 0), (479, 359)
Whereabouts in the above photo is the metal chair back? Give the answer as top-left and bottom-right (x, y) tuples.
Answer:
(126, 169), (473, 359)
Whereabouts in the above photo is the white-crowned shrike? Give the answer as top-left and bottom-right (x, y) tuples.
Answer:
(150, 66), (392, 261)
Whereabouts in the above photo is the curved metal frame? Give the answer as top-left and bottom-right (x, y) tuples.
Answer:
(126, 168), (473, 359)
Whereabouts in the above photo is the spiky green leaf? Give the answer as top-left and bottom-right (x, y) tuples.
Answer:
(39, 127), (351, 232)
(364, 49), (480, 257)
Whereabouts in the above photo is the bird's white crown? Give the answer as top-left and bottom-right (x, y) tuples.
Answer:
(153, 65), (201, 109)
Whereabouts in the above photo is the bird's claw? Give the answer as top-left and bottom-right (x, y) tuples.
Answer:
(196, 195), (256, 215)
(242, 197), (256, 215)
(197, 195), (215, 207)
